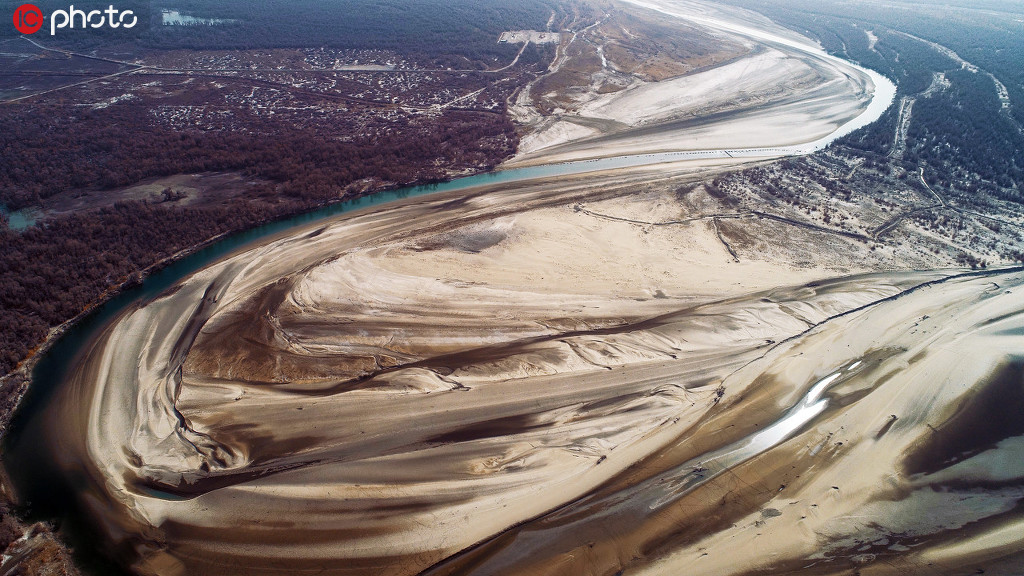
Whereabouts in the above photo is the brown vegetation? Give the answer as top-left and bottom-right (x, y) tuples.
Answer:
(0, 67), (524, 379)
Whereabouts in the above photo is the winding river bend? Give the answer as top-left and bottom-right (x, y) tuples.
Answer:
(11, 2), (1024, 576)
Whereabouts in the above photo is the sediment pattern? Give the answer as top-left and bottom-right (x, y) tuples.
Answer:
(27, 1), (1022, 574)
(47, 170), (1024, 575)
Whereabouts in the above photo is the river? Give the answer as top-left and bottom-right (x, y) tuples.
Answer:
(1, 5), (896, 574)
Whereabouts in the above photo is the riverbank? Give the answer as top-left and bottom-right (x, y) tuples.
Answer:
(0, 0), (904, 573)
(0, 170), (505, 575)
(0, 223), (245, 576)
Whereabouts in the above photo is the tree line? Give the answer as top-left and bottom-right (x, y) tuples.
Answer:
(0, 103), (515, 209)
(0, 102), (517, 376)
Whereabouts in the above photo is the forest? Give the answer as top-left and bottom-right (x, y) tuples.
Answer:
(0, 102), (516, 209)
(0, 0), (575, 379)
(0, 99), (518, 376)
(722, 0), (1024, 123)
(722, 0), (1024, 203)
(8, 0), (1021, 382)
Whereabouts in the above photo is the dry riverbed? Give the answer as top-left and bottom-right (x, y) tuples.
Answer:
(507, 0), (889, 168)
(33, 163), (1024, 575)
(5, 0), (1023, 574)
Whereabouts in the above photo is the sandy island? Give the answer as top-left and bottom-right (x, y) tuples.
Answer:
(41, 165), (1024, 575)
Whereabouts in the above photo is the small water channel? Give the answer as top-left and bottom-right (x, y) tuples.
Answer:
(0, 21), (898, 572)
(0, 204), (38, 231)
